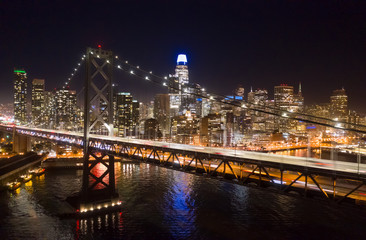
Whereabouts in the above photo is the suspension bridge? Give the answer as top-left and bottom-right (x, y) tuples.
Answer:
(2, 46), (366, 214)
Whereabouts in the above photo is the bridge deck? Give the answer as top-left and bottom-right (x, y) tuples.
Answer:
(2, 125), (365, 181)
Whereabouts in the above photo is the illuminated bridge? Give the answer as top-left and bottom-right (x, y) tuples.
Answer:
(4, 46), (366, 212)
(2, 124), (366, 205)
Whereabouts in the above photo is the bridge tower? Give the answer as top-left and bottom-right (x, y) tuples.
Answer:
(79, 46), (119, 211)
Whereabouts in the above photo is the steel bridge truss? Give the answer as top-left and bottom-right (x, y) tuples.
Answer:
(90, 140), (366, 205)
(3, 125), (366, 206)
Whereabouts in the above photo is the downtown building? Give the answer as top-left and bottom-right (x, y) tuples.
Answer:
(154, 94), (170, 137)
(168, 54), (203, 117)
(116, 92), (139, 137)
(31, 79), (45, 126)
(13, 69), (27, 124)
(274, 83), (304, 133)
(330, 88), (348, 121)
(55, 88), (77, 130)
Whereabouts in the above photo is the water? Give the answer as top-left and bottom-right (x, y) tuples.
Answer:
(1, 162), (366, 239)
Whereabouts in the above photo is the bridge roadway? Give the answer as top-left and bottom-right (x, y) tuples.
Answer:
(2, 124), (366, 203)
(5, 125), (365, 176)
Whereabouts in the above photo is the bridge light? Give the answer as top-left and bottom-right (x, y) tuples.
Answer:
(125, 61), (128, 63)
(130, 70), (134, 74)
(145, 76), (149, 80)
(137, 66), (139, 69)
(164, 76), (167, 80)
(163, 82), (167, 86)
(149, 71), (152, 74)
(78, 63), (80, 65)
(97, 55), (100, 58)
(106, 60), (110, 63)
(117, 65), (121, 69)
(115, 56), (118, 59)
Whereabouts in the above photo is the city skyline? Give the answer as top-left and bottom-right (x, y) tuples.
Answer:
(1, 1), (366, 112)
(2, 2), (366, 237)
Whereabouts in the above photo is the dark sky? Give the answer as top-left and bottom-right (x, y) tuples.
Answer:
(1, 0), (366, 112)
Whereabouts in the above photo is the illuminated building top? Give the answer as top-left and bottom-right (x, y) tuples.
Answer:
(177, 54), (187, 65)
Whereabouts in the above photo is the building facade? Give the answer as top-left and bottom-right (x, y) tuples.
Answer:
(13, 69), (27, 124)
(31, 79), (45, 126)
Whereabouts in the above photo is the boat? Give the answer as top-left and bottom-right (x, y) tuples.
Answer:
(7, 181), (21, 191)
(20, 174), (32, 182)
(34, 168), (45, 176)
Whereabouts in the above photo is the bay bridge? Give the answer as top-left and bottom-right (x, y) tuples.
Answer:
(3, 46), (366, 214)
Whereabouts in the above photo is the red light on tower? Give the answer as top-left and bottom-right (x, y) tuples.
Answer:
(98, 44), (101, 48)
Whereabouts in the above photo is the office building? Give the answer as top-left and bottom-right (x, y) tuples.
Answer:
(31, 79), (45, 126)
(330, 88), (347, 120)
(154, 94), (170, 136)
(116, 92), (139, 137)
(13, 69), (27, 124)
(55, 89), (77, 130)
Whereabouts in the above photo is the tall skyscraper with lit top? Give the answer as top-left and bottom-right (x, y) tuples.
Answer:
(13, 69), (27, 124)
(175, 54), (189, 93)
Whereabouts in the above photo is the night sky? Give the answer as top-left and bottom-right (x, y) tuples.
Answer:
(1, 0), (366, 112)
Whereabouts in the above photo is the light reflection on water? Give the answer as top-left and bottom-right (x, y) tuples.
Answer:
(1, 162), (366, 239)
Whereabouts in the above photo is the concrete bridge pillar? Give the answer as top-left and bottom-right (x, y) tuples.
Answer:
(13, 132), (31, 153)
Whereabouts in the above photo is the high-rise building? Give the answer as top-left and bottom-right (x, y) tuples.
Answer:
(13, 69), (27, 124)
(171, 111), (200, 144)
(132, 100), (140, 135)
(175, 54), (189, 91)
(139, 101), (154, 120)
(248, 89), (268, 106)
(181, 82), (203, 117)
(154, 94), (170, 136)
(274, 84), (295, 133)
(274, 84), (294, 110)
(144, 118), (160, 139)
(168, 75), (179, 94)
(235, 85), (245, 98)
(116, 92), (139, 137)
(293, 82), (304, 112)
(330, 88), (347, 119)
(248, 89), (269, 133)
(31, 79), (45, 126)
(55, 89), (77, 130)
(44, 91), (56, 129)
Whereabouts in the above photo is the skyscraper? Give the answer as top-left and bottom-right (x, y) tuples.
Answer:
(274, 84), (294, 132)
(44, 91), (56, 129)
(13, 69), (27, 124)
(330, 88), (347, 120)
(175, 54), (189, 91)
(55, 89), (77, 130)
(31, 79), (45, 126)
(274, 84), (294, 110)
(116, 92), (139, 137)
(293, 82), (304, 112)
(154, 94), (170, 136)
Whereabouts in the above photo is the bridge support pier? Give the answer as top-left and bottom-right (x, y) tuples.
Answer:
(68, 46), (120, 216)
(13, 131), (31, 153)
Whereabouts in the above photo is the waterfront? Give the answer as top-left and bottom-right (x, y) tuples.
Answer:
(1, 162), (366, 239)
